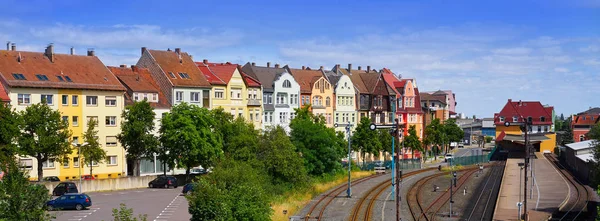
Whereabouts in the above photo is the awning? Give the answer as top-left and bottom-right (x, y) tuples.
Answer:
(497, 132), (551, 144)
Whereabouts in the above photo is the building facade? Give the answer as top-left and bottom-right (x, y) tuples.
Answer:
(324, 70), (357, 136)
(571, 107), (600, 142)
(0, 45), (127, 180)
(286, 66), (334, 127)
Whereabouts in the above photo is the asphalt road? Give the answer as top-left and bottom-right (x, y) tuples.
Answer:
(454, 147), (483, 158)
(51, 187), (191, 221)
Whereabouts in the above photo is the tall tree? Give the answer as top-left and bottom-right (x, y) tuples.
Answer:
(403, 125), (423, 159)
(81, 119), (106, 177)
(0, 158), (53, 220)
(589, 123), (600, 187)
(161, 103), (222, 180)
(257, 126), (307, 187)
(118, 100), (158, 177)
(424, 118), (444, 157)
(0, 102), (21, 160)
(18, 103), (72, 181)
(560, 118), (575, 145)
(443, 118), (464, 153)
(351, 117), (382, 165)
(290, 106), (346, 176)
(379, 130), (394, 159)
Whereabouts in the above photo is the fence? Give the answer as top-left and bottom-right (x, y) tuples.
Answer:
(358, 158), (422, 171)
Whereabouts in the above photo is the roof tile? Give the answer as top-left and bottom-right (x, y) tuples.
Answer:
(146, 49), (211, 88)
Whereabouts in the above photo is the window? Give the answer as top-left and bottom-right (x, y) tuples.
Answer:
(202, 90), (210, 108)
(153, 93), (158, 101)
(168, 72), (176, 79)
(72, 95), (78, 106)
(537, 126), (541, 133)
(264, 94), (272, 104)
(88, 161), (98, 167)
(238, 108), (243, 118)
(105, 116), (117, 126)
(35, 74), (49, 81)
(72, 136), (79, 144)
(255, 112), (259, 122)
(57, 76), (65, 81)
(17, 94), (31, 105)
(105, 96), (117, 106)
(107, 156), (118, 165)
(73, 157), (79, 167)
(279, 112), (288, 123)
(544, 126), (548, 132)
(72, 116), (79, 126)
(290, 94), (297, 104)
(64, 76), (72, 82)
(42, 159), (55, 168)
(512, 116), (518, 122)
(326, 97), (331, 107)
(178, 73), (190, 79)
(62, 95), (68, 105)
(276, 94), (287, 104)
(175, 91), (183, 102)
(580, 135), (585, 142)
(40, 94), (53, 105)
(499, 116), (505, 122)
(134, 93), (139, 101)
(86, 96), (98, 106)
(19, 159), (33, 169)
(249, 111), (253, 121)
(527, 116), (533, 123)
(63, 159), (70, 168)
(283, 80), (292, 88)
(86, 116), (98, 126)
(540, 116), (545, 122)
(104, 136), (117, 146)
(336, 113), (339, 123)
(215, 89), (224, 99)
(11, 73), (26, 80)
(231, 89), (242, 99)
(190, 92), (200, 102)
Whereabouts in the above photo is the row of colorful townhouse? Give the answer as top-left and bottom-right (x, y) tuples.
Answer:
(0, 44), (456, 180)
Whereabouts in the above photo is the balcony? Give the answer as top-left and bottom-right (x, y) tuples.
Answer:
(247, 99), (261, 106)
(312, 104), (325, 109)
(372, 106), (383, 112)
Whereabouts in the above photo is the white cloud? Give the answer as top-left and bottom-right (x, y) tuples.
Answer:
(583, 58), (600, 66)
(492, 47), (532, 55)
(580, 45), (600, 52)
(554, 67), (569, 73)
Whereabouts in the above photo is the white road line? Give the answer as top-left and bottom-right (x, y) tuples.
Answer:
(68, 219), (82, 221)
(154, 194), (182, 221)
(382, 176), (415, 221)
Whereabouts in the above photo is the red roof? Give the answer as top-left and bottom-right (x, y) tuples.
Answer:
(196, 62), (238, 84)
(0, 83), (9, 102)
(394, 79), (407, 88)
(196, 63), (226, 86)
(146, 49), (211, 88)
(381, 71), (400, 95)
(241, 71), (261, 87)
(0, 49), (125, 91)
(109, 66), (170, 109)
(494, 99), (553, 126)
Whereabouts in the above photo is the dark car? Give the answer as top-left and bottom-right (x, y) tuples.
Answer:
(182, 183), (194, 195)
(148, 176), (177, 188)
(43, 176), (60, 182)
(52, 182), (79, 196)
(46, 193), (91, 211)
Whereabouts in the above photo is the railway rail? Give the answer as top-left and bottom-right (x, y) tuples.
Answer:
(464, 161), (505, 221)
(544, 153), (591, 221)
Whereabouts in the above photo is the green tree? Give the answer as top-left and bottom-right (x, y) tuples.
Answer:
(424, 118), (443, 157)
(0, 102), (21, 160)
(290, 106), (345, 176)
(351, 117), (382, 166)
(81, 119), (106, 177)
(443, 118), (464, 153)
(111, 203), (148, 221)
(161, 103), (222, 180)
(0, 158), (53, 220)
(379, 129), (394, 159)
(403, 125), (423, 159)
(258, 126), (307, 188)
(560, 118), (575, 145)
(117, 100), (159, 177)
(589, 123), (600, 187)
(18, 102), (72, 181)
(187, 159), (272, 221)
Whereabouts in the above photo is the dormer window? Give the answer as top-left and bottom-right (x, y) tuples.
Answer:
(168, 72), (176, 79)
(35, 74), (49, 81)
(513, 116), (518, 122)
(12, 73), (26, 80)
(57, 76), (65, 81)
(178, 72), (190, 79)
(527, 117), (533, 123)
(540, 116), (545, 122)
(499, 116), (505, 122)
(65, 76), (73, 82)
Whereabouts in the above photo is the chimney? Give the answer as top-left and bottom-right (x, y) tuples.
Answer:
(302, 66), (305, 70)
(167, 48), (172, 52)
(141, 47), (147, 55)
(275, 64), (280, 68)
(11, 43), (16, 51)
(267, 62), (271, 67)
(348, 63), (352, 71)
(203, 59), (208, 64)
(131, 65), (137, 72)
(70, 47), (75, 55)
(120, 64), (127, 68)
(367, 66), (371, 72)
(45, 43), (55, 62)
(175, 48), (181, 54)
(358, 66), (362, 70)
(87, 48), (95, 56)
(319, 66), (323, 70)
(251, 62), (256, 66)
(6, 41), (10, 50)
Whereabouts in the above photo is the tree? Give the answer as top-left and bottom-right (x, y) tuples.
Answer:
(111, 203), (148, 221)
(257, 126), (307, 188)
(379, 130), (394, 159)
(0, 102), (21, 160)
(0, 158), (53, 220)
(118, 100), (158, 177)
(443, 118), (464, 153)
(290, 106), (346, 176)
(560, 118), (575, 145)
(81, 119), (106, 177)
(351, 117), (382, 166)
(18, 102), (72, 181)
(589, 123), (600, 187)
(403, 125), (423, 159)
(187, 159), (272, 221)
(160, 103), (222, 180)
(424, 118), (444, 157)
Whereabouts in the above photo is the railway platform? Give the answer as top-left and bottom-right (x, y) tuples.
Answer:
(493, 152), (569, 220)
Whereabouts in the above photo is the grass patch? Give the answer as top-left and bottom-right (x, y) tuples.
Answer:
(270, 171), (373, 221)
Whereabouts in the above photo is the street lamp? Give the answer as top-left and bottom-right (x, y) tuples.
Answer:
(72, 141), (88, 192)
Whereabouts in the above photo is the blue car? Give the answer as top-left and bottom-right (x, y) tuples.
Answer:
(182, 183), (194, 195)
(46, 193), (92, 211)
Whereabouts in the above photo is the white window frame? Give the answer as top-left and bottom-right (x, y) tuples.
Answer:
(107, 156), (118, 166)
(106, 136), (117, 146)
(62, 95), (69, 106)
(190, 92), (200, 103)
(72, 95), (78, 106)
(86, 96), (98, 106)
(42, 158), (55, 169)
(73, 157), (79, 167)
(499, 116), (505, 122)
(41, 94), (53, 105)
(175, 91), (184, 102)
(231, 89), (242, 99)
(72, 116), (79, 127)
(63, 159), (70, 168)
(513, 116), (518, 122)
(105, 96), (117, 107)
(214, 89), (224, 99)
(17, 94), (31, 105)
(105, 116), (117, 127)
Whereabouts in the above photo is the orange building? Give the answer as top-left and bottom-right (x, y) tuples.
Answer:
(571, 108), (600, 142)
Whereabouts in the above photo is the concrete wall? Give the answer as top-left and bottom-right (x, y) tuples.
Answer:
(43, 175), (159, 194)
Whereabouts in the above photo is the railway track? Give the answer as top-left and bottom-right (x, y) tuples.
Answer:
(544, 153), (591, 221)
(302, 173), (382, 220)
(407, 166), (481, 221)
(464, 161), (505, 221)
(350, 168), (437, 221)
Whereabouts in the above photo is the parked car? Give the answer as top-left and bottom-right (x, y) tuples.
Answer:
(182, 183), (195, 195)
(52, 182), (79, 196)
(82, 175), (95, 180)
(46, 193), (91, 211)
(444, 153), (454, 162)
(148, 176), (178, 188)
(190, 168), (207, 175)
(43, 176), (60, 182)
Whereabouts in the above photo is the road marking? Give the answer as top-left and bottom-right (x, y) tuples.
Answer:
(68, 219), (82, 221)
(135, 190), (144, 193)
(154, 194), (182, 221)
(103, 194), (112, 196)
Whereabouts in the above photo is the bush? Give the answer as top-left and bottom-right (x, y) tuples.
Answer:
(110, 203), (147, 221)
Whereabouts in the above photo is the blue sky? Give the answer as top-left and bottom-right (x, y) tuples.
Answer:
(1, 0), (599, 117)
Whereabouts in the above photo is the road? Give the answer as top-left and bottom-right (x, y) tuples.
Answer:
(51, 187), (191, 221)
(454, 147), (483, 158)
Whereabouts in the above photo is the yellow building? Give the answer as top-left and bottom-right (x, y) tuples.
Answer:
(494, 99), (556, 153)
(0, 45), (127, 180)
(286, 66), (334, 126)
